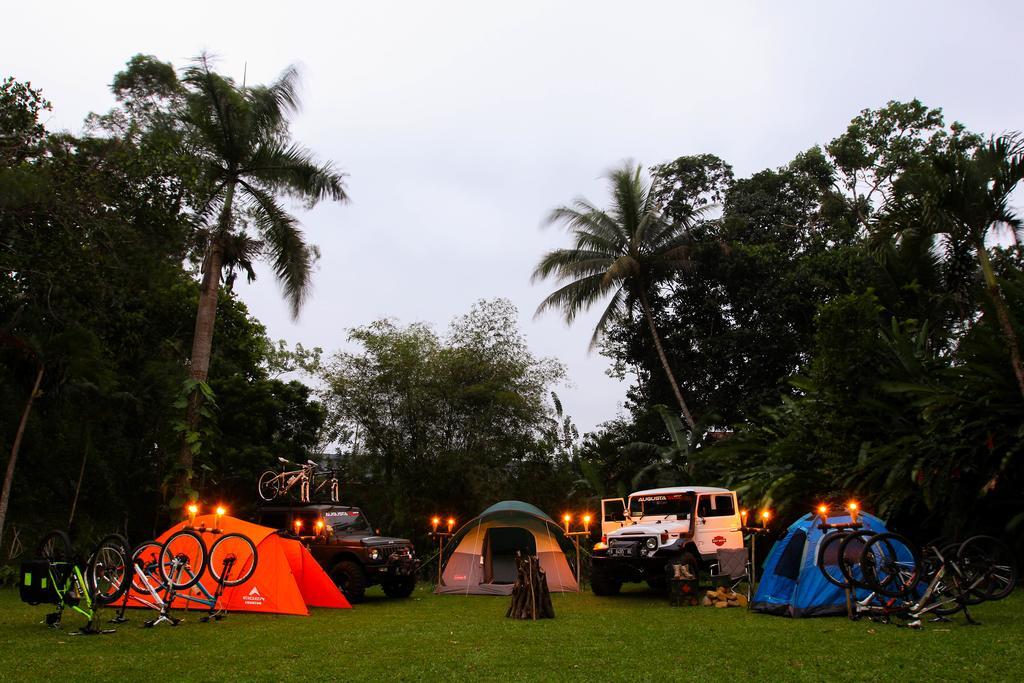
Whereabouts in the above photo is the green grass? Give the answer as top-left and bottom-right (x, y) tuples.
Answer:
(1, 585), (1022, 682)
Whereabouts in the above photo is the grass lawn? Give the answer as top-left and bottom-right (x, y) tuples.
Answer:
(1, 585), (1022, 682)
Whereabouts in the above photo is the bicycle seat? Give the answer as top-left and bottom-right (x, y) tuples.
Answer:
(278, 457), (290, 464)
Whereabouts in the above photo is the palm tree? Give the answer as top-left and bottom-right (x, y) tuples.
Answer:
(174, 56), (348, 498)
(881, 134), (1024, 397)
(532, 161), (699, 429)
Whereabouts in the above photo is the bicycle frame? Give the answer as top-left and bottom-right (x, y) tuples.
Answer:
(852, 546), (982, 626)
(112, 561), (180, 627)
(46, 561), (95, 624)
(270, 461), (317, 501)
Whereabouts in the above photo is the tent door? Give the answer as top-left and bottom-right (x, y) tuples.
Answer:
(484, 527), (536, 584)
(601, 498), (627, 536)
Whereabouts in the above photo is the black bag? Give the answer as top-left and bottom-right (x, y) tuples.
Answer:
(19, 559), (60, 605)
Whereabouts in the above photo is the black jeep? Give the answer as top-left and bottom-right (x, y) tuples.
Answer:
(255, 504), (418, 603)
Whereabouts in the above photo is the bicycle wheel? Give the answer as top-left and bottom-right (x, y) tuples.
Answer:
(208, 533), (259, 587)
(958, 535), (1018, 602)
(130, 540), (166, 593)
(837, 530), (874, 590)
(159, 528), (209, 590)
(816, 531), (850, 588)
(87, 534), (131, 605)
(860, 532), (921, 598)
(36, 530), (73, 563)
(258, 470), (282, 501)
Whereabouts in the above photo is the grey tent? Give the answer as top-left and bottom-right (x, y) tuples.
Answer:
(435, 500), (579, 595)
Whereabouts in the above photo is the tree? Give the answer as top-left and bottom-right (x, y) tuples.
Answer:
(532, 161), (700, 429)
(173, 55), (348, 501)
(318, 299), (571, 539)
(881, 133), (1024, 396)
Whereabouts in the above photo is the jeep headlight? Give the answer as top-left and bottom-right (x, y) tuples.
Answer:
(369, 548), (382, 561)
(645, 537), (658, 551)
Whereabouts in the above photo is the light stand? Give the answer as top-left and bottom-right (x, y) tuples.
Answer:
(429, 517), (456, 587)
(563, 513), (592, 593)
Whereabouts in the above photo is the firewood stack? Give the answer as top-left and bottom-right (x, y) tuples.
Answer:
(506, 553), (555, 620)
(701, 586), (749, 608)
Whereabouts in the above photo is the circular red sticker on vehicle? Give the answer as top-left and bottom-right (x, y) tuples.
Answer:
(712, 536), (726, 546)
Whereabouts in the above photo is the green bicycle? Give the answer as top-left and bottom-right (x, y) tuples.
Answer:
(20, 530), (131, 634)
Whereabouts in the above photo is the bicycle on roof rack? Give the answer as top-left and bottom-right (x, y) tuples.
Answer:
(258, 457), (338, 503)
(20, 530), (131, 635)
(112, 518), (259, 626)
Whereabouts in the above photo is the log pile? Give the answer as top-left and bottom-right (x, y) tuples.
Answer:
(701, 586), (749, 608)
(506, 553), (555, 620)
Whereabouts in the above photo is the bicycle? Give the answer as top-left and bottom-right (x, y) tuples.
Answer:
(310, 467), (339, 502)
(824, 531), (1017, 627)
(21, 530), (131, 634)
(258, 457), (338, 502)
(156, 524), (259, 622)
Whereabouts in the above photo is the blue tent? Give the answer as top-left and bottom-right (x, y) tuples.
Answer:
(751, 512), (889, 617)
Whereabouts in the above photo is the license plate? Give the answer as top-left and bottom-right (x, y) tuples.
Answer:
(609, 547), (632, 558)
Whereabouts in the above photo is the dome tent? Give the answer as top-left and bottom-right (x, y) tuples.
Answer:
(751, 511), (891, 617)
(128, 514), (350, 615)
(436, 501), (579, 595)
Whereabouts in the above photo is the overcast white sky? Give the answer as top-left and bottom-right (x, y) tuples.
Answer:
(5, 1), (1023, 432)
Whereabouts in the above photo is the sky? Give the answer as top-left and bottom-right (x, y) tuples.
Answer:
(5, 1), (1023, 433)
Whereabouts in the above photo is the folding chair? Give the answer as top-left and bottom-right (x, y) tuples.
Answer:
(708, 547), (751, 600)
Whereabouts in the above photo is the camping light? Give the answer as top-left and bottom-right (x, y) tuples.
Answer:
(847, 500), (859, 523)
(187, 503), (199, 526)
(215, 505), (226, 530)
(761, 509), (771, 527)
(563, 513), (572, 533)
(583, 514), (592, 532)
(431, 516), (440, 533)
(294, 519), (303, 535)
(741, 509), (749, 526)
(315, 519), (325, 535)
(447, 517), (455, 532)
(817, 503), (829, 524)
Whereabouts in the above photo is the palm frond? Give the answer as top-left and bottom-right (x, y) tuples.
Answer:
(243, 141), (348, 205)
(239, 181), (314, 319)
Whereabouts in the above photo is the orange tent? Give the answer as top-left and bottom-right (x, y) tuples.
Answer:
(128, 514), (350, 615)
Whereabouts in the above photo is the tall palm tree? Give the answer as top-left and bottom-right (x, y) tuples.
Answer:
(881, 134), (1024, 397)
(175, 56), (348, 498)
(532, 161), (699, 429)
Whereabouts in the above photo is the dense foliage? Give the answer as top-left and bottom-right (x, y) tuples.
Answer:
(0, 64), (325, 547)
(581, 102), (1024, 549)
(3, 53), (1021, 563)
(317, 299), (578, 546)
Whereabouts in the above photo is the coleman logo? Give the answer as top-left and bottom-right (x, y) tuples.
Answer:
(712, 536), (726, 546)
(242, 586), (266, 605)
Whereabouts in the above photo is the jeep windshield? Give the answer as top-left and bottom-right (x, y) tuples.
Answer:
(628, 493), (693, 520)
(323, 510), (370, 532)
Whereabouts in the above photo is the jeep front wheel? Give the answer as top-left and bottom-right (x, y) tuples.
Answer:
(590, 562), (622, 596)
(382, 576), (416, 598)
(331, 560), (367, 604)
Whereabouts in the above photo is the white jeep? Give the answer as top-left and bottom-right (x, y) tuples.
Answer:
(590, 486), (743, 595)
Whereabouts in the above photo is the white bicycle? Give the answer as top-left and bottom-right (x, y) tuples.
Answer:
(257, 457), (338, 503)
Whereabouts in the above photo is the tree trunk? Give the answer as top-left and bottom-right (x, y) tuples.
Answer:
(175, 182), (234, 500)
(0, 365), (44, 550)
(976, 242), (1024, 399)
(638, 290), (696, 430)
(68, 427), (90, 528)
